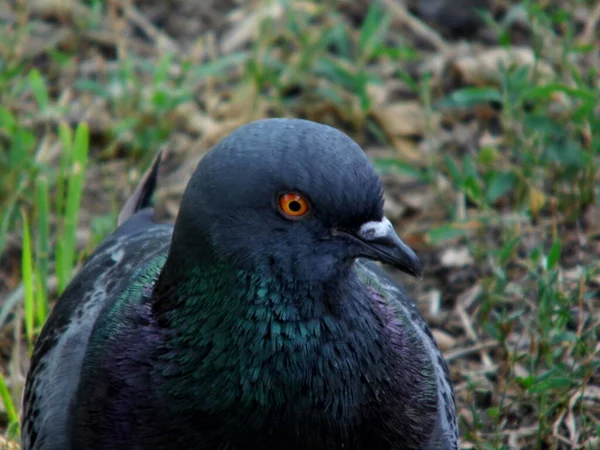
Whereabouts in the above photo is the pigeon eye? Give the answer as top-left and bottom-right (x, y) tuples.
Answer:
(278, 193), (309, 219)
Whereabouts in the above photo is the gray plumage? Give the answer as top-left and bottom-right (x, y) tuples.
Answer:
(22, 118), (458, 450)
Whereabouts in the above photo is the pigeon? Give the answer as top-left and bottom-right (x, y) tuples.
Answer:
(21, 118), (458, 450)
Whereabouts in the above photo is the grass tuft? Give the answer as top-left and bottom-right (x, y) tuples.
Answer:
(0, 0), (598, 448)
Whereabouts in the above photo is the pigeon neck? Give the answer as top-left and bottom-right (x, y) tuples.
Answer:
(151, 254), (396, 422)
(153, 224), (354, 317)
(152, 248), (346, 322)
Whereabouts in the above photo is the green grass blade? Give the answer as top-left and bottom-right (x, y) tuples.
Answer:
(34, 267), (47, 328)
(55, 244), (65, 295)
(28, 69), (50, 112)
(21, 210), (35, 351)
(56, 123), (74, 292)
(57, 122), (74, 219)
(0, 373), (18, 427)
(0, 197), (17, 261)
(358, 1), (390, 59)
(57, 122), (89, 293)
(35, 176), (50, 324)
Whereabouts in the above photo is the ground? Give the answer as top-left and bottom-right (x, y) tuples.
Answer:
(0, 0), (599, 449)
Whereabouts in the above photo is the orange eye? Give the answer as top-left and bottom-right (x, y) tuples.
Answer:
(279, 193), (309, 218)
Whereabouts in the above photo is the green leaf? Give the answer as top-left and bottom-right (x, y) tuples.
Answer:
(543, 140), (586, 168)
(315, 57), (357, 89)
(314, 86), (344, 105)
(487, 406), (501, 420)
(327, 23), (352, 60)
(436, 87), (502, 109)
(462, 155), (479, 180)
(477, 146), (498, 166)
(546, 239), (561, 270)
(153, 54), (173, 86)
(190, 52), (248, 80)
(396, 71), (419, 92)
(11, 129), (36, 165)
(530, 247), (541, 264)
(29, 69), (50, 112)
(464, 176), (482, 203)
(499, 236), (520, 265)
(443, 155), (464, 186)
(486, 171), (516, 203)
(358, 2), (391, 59)
(373, 158), (427, 181)
(524, 83), (596, 102)
(0, 106), (16, 132)
(523, 114), (562, 135)
(528, 375), (573, 393)
(426, 224), (473, 244)
(75, 79), (111, 98)
(372, 45), (417, 60)
(515, 375), (535, 389)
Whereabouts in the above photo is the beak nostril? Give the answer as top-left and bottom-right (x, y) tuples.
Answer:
(358, 217), (394, 241)
(331, 218), (421, 278)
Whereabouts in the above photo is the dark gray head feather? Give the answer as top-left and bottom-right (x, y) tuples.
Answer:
(168, 118), (385, 282)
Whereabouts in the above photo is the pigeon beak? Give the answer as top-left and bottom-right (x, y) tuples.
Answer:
(336, 217), (422, 278)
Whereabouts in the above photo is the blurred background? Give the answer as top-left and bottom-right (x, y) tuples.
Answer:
(0, 0), (599, 448)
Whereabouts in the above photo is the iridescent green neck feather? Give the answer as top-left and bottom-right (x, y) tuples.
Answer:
(151, 255), (403, 424)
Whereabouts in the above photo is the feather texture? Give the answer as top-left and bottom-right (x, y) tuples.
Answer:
(22, 118), (458, 450)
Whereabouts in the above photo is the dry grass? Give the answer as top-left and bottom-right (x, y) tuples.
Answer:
(0, 0), (599, 448)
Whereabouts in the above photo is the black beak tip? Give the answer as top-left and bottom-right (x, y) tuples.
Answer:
(336, 219), (425, 280)
(408, 256), (423, 280)
(396, 251), (423, 279)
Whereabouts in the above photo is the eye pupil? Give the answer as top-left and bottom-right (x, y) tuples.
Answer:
(278, 193), (309, 219)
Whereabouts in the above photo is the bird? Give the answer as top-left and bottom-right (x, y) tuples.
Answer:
(21, 118), (458, 450)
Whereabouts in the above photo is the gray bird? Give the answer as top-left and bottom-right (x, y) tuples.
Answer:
(21, 118), (458, 450)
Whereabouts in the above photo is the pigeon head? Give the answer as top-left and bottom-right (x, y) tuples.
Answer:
(170, 118), (421, 282)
